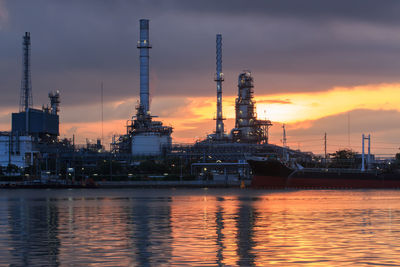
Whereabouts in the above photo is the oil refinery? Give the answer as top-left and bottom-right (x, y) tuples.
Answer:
(0, 19), (311, 183)
(112, 19), (173, 156)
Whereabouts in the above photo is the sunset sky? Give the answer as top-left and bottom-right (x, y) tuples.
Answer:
(1, 0), (400, 156)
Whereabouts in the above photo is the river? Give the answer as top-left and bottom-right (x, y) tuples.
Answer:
(0, 189), (399, 266)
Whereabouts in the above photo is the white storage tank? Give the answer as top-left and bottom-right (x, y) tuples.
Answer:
(131, 132), (171, 156)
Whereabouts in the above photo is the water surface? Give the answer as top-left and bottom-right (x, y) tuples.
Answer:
(0, 189), (399, 266)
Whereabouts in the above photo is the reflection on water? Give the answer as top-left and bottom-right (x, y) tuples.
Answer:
(1, 189), (400, 266)
(6, 197), (60, 266)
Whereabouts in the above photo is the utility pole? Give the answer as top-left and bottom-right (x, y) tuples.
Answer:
(282, 124), (287, 161)
(347, 112), (350, 147)
(324, 132), (327, 167)
(109, 153), (113, 181)
(362, 134), (365, 171)
(368, 134), (371, 169)
(180, 156), (183, 182)
(101, 82), (104, 147)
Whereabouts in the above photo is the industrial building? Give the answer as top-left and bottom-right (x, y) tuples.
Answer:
(231, 71), (272, 144)
(0, 32), (61, 169)
(204, 34), (272, 145)
(0, 20), (313, 183)
(112, 19), (172, 156)
(107, 21), (310, 181)
(167, 33), (307, 180)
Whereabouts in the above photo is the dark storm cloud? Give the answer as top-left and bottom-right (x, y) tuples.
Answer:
(2, 0), (400, 110)
(168, 0), (400, 24)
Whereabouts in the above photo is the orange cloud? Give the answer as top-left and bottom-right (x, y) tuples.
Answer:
(3, 82), (400, 156)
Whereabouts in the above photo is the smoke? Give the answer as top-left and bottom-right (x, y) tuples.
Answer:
(0, 0), (8, 29)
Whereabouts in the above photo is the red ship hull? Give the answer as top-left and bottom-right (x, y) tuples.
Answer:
(251, 175), (400, 189)
(249, 159), (400, 189)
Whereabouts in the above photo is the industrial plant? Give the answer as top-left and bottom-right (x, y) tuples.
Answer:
(0, 32), (62, 170)
(112, 19), (173, 156)
(0, 19), (311, 184)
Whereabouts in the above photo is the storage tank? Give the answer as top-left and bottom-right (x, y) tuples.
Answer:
(131, 132), (171, 156)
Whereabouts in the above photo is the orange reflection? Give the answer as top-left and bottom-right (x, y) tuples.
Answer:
(216, 196), (239, 266)
(169, 195), (218, 265)
(57, 197), (134, 266)
(252, 190), (400, 266)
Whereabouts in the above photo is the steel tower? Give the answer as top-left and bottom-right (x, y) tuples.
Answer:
(20, 32), (33, 112)
(214, 34), (225, 139)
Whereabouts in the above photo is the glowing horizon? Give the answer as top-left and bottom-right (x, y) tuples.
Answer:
(41, 81), (400, 156)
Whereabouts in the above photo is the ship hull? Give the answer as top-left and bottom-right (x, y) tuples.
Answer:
(252, 175), (400, 189)
(249, 159), (400, 189)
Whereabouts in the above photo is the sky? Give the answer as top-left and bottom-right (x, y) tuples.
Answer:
(1, 0), (400, 156)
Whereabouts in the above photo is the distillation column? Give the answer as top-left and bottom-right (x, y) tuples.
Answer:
(215, 34), (225, 139)
(137, 19), (152, 114)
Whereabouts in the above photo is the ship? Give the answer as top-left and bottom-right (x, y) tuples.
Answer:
(248, 157), (400, 189)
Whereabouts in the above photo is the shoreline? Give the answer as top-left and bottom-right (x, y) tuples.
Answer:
(0, 180), (251, 189)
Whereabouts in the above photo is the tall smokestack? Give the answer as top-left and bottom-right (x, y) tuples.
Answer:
(215, 34), (224, 138)
(137, 19), (152, 114)
(20, 32), (33, 112)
